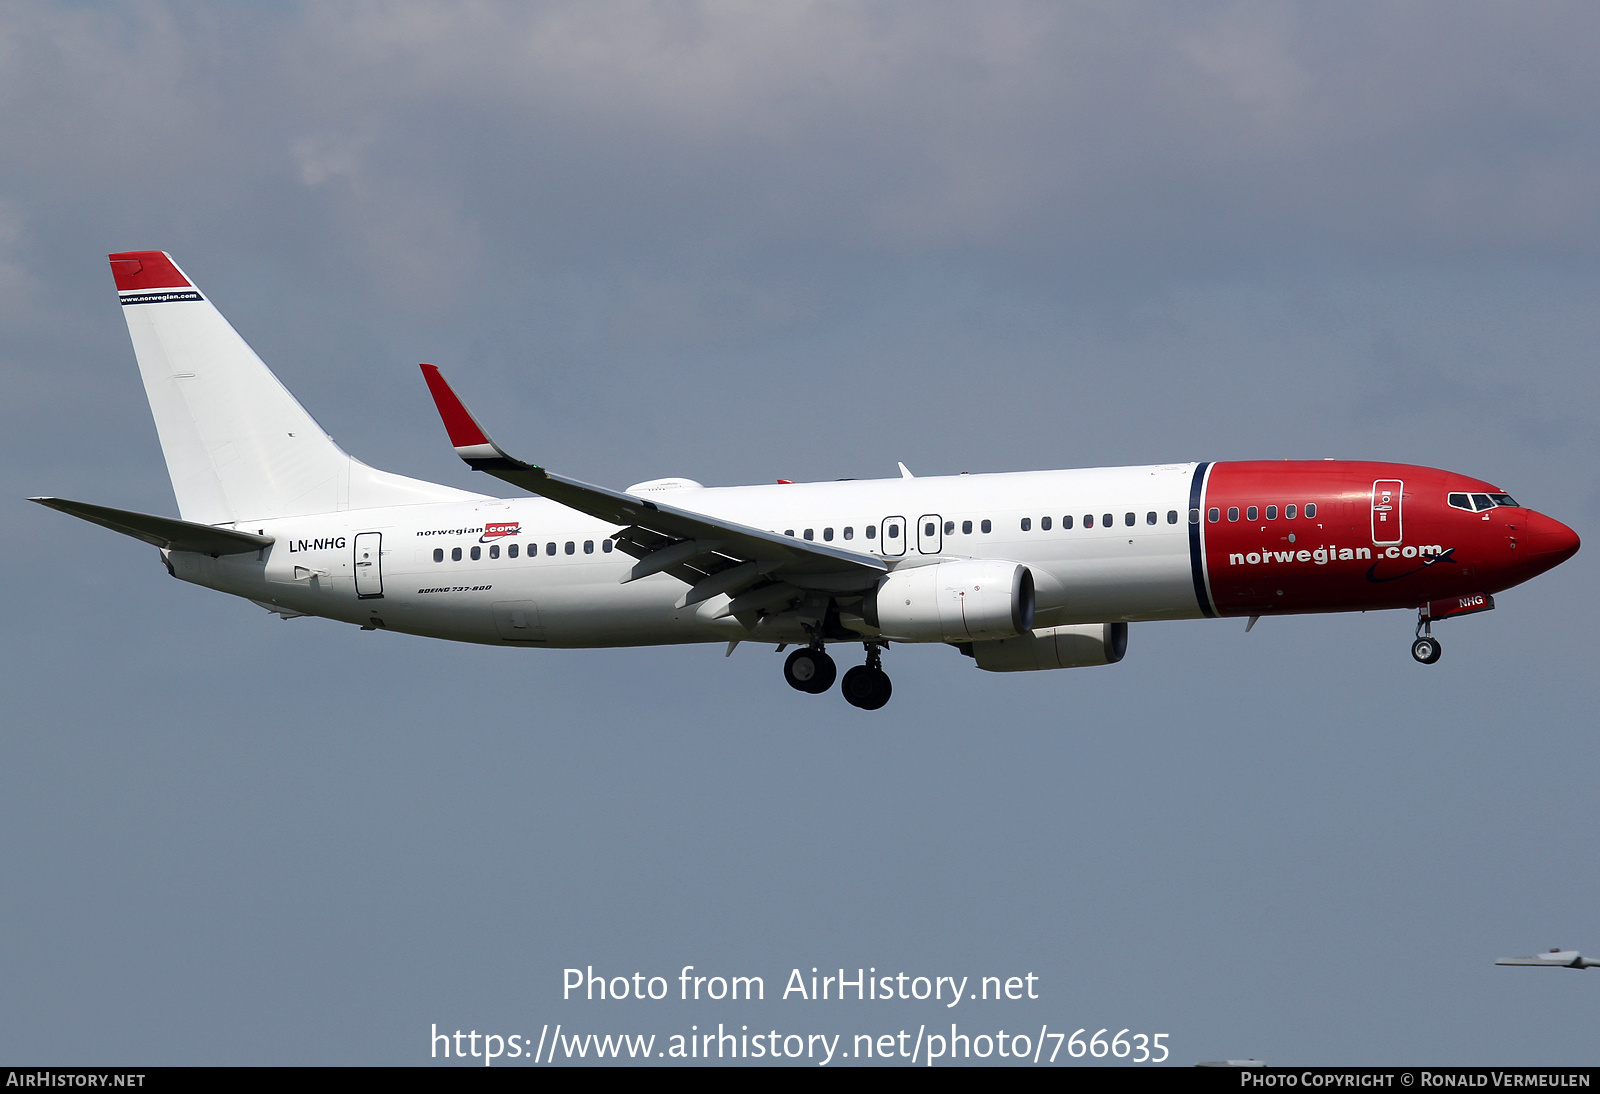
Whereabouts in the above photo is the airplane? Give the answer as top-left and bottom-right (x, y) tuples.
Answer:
(1496, 949), (1598, 970)
(30, 251), (1582, 710)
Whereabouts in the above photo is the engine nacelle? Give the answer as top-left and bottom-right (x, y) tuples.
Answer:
(968, 622), (1128, 672)
(866, 560), (1034, 642)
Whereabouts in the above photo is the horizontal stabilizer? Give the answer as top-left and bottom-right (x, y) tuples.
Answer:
(30, 497), (273, 555)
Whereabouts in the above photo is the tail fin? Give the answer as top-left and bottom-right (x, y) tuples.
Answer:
(111, 251), (482, 524)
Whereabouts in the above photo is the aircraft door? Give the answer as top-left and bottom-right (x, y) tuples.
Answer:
(1371, 480), (1403, 545)
(354, 532), (384, 598)
(880, 516), (906, 557)
(917, 514), (943, 554)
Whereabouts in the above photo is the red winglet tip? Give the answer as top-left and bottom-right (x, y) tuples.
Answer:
(108, 250), (191, 291)
(418, 364), (492, 448)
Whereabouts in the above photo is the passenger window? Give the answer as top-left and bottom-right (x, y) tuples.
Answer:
(1169, 510), (1180, 524)
(887, 525), (899, 539)
(583, 540), (594, 554)
(489, 544), (500, 559)
(451, 547), (462, 561)
(1305, 503), (1317, 518)
(1146, 511), (1156, 525)
(1207, 508), (1219, 522)
(546, 542), (556, 555)
(508, 544), (519, 558)
(1285, 504), (1296, 518)
(804, 529), (814, 540)
(866, 526), (876, 539)
(1246, 506), (1258, 521)
(1104, 513), (1113, 528)
(433, 548), (444, 563)
(823, 527), (833, 541)
(602, 540), (613, 553)
(1041, 516), (1052, 531)
(1266, 505), (1277, 520)
(1085, 514), (1094, 528)
(471, 546), (481, 560)
(784, 529), (794, 537)
(1020, 518), (1031, 531)
(944, 520), (955, 535)
(1063, 515), (1074, 529)
(843, 527), (853, 540)
(564, 541), (575, 555)
(962, 520), (972, 534)
(1227, 507), (1239, 522)
(1122, 512), (1132, 527)
(981, 520), (992, 533)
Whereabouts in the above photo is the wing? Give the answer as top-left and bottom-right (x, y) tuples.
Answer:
(1495, 951), (1594, 968)
(418, 365), (886, 611)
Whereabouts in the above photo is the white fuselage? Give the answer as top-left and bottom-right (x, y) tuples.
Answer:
(172, 463), (1205, 647)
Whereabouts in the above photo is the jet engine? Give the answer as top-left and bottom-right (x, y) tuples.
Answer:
(865, 560), (1034, 642)
(967, 622), (1128, 672)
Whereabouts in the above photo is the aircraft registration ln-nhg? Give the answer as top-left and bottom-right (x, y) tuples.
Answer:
(32, 252), (1581, 710)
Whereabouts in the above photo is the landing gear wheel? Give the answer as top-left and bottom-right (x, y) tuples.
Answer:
(841, 665), (893, 710)
(1411, 636), (1442, 665)
(784, 648), (837, 693)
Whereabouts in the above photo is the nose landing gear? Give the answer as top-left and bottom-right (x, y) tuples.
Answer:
(1412, 611), (1442, 664)
(841, 643), (893, 710)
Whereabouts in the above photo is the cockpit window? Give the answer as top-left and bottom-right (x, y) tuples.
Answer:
(1450, 491), (1520, 513)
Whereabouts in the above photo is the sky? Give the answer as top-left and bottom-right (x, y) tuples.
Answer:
(2, 1), (1597, 1066)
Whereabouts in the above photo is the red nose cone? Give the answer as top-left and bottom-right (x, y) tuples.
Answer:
(1527, 512), (1580, 567)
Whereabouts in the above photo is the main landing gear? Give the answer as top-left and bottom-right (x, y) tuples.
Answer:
(840, 644), (893, 711)
(1412, 610), (1442, 665)
(784, 645), (837, 694)
(783, 641), (893, 709)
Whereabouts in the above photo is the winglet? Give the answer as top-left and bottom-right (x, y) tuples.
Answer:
(419, 364), (517, 464)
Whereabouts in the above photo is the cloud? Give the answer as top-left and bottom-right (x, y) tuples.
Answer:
(1, 0), (1596, 302)
(2, 0), (1599, 468)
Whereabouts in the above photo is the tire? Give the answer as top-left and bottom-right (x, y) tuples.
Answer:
(860, 669), (892, 710)
(785, 648), (837, 693)
(809, 651), (837, 693)
(1411, 636), (1441, 665)
(841, 666), (876, 708)
(842, 665), (892, 709)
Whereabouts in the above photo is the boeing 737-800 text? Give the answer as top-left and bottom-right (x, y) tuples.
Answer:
(31, 252), (1581, 709)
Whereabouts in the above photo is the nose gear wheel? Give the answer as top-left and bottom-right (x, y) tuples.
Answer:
(1411, 636), (1442, 664)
